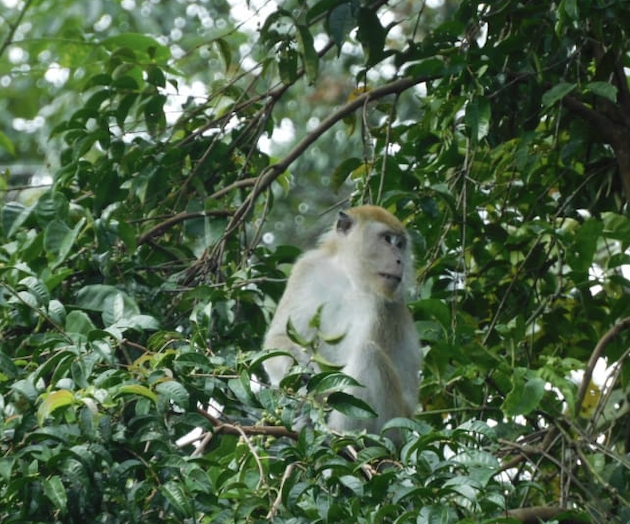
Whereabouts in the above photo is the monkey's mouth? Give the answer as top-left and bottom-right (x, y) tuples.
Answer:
(379, 273), (402, 283)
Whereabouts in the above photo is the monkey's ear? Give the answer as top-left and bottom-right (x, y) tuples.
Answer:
(336, 211), (354, 235)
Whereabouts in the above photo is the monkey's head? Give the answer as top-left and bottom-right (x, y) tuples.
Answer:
(334, 205), (412, 301)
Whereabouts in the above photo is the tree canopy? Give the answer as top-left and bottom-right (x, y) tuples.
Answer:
(1, 0), (630, 522)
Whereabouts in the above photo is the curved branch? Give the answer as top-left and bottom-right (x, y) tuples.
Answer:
(0, 0), (34, 61)
(574, 315), (630, 418)
(196, 406), (298, 440)
(506, 506), (589, 524)
(224, 74), (434, 236)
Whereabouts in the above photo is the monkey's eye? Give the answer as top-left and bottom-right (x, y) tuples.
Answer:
(383, 232), (405, 249)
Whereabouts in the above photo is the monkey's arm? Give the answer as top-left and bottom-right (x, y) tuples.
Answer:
(263, 252), (334, 384)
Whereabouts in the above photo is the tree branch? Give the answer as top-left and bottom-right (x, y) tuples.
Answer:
(223, 75), (433, 236)
(574, 315), (630, 418)
(506, 506), (590, 524)
(0, 0), (34, 61)
(196, 406), (299, 440)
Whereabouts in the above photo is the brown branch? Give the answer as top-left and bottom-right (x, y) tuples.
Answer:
(196, 406), (298, 440)
(574, 315), (630, 418)
(506, 506), (589, 524)
(562, 94), (630, 204)
(223, 74), (434, 237)
(0, 0), (34, 61)
(562, 95), (616, 144)
(499, 317), (630, 474)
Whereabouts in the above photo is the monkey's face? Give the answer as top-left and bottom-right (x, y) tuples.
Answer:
(361, 223), (408, 300)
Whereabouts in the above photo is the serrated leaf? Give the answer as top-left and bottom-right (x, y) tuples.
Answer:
(161, 480), (192, 516)
(38, 390), (74, 424)
(2, 201), (31, 237)
(34, 191), (69, 225)
(156, 380), (190, 408)
(44, 219), (71, 253)
(19, 276), (50, 306)
(542, 82), (576, 107)
(43, 475), (67, 513)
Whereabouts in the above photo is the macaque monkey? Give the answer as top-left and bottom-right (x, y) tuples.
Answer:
(263, 205), (421, 439)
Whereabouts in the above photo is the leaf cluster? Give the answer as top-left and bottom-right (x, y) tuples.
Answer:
(1, 0), (630, 523)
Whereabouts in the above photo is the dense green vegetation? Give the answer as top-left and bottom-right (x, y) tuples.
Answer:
(1, 0), (630, 522)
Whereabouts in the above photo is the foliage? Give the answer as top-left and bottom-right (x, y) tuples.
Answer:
(1, 0), (630, 522)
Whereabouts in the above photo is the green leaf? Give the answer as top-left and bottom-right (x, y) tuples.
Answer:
(44, 217), (86, 268)
(502, 371), (545, 417)
(19, 276), (50, 306)
(65, 310), (96, 335)
(76, 284), (124, 311)
(0, 130), (16, 156)
(296, 25), (318, 83)
(0, 351), (18, 380)
(161, 480), (192, 516)
(43, 475), (68, 514)
(306, 0), (338, 24)
(356, 7), (386, 66)
(214, 37), (232, 71)
(542, 82), (577, 107)
(44, 219), (71, 253)
(412, 298), (451, 331)
(156, 380), (190, 408)
(307, 371), (361, 395)
(34, 191), (69, 225)
(562, 0), (579, 19)
(1, 201), (31, 237)
(286, 317), (311, 347)
(117, 384), (158, 403)
(327, 1), (358, 53)
(38, 390), (75, 424)
(332, 157), (363, 191)
(464, 97), (491, 142)
(567, 219), (604, 272)
(278, 47), (299, 85)
(585, 81), (617, 103)
(328, 391), (377, 419)
(101, 33), (171, 62)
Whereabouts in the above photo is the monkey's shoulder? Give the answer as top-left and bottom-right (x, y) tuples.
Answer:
(287, 249), (349, 291)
